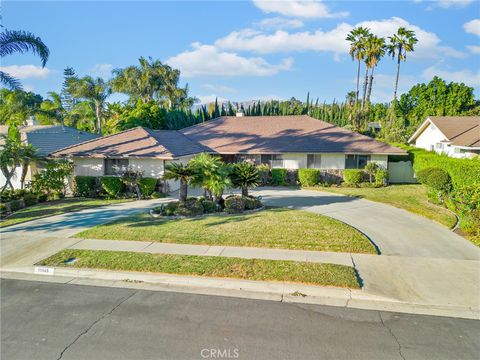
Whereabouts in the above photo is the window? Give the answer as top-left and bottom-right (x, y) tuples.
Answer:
(307, 154), (322, 169)
(260, 154), (282, 165)
(105, 158), (129, 175)
(345, 155), (370, 169)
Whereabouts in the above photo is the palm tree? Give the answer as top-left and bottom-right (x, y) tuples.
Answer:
(346, 27), (370, 109)
(19, 143), (38, 189)
(0, 125), (22, 191)
(189, 153), (232, 202)
(388, 27), (418, 101)
(365, 36), (386, 109)
(164, 162), (196, 202)
(69, 76), (111, 134)
(0, 29), (49, 90)
(231, 162), (260, 197)
(38, 92), (65, 125)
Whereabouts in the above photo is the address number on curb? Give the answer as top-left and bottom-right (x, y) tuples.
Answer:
(34, 266), (55, 275)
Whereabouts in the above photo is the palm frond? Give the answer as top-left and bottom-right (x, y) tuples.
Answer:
(0, 70), (22, 90)
(0, 29), (50, 66)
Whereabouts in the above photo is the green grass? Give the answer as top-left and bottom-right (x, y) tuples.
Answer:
(307, 184), (457, 229)
(0, 198), (131, 228)
(38, 249), (360, 288)
(75, 207), (376, 254)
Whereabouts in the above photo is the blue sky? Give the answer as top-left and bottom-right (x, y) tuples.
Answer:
(3, 0), (480, 104)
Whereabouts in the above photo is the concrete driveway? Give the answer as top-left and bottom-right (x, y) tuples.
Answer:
(252, 187), (480, 260)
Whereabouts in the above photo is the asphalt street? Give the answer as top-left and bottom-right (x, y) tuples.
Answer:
(1, 279), (479, 360)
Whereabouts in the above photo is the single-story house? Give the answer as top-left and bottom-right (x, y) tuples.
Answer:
(408, 116), (480, 159)
(0, 118), (99, 189)
(51, 115), (406, 190)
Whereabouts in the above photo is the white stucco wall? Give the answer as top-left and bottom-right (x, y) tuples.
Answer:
(73, 158), (104, 176)
(319, 154), (345, 169)
(269, 153), (387, 170)
(414, 122), (447, 151)
(370, 155), (388, 169)
(129, 158), (164, 178)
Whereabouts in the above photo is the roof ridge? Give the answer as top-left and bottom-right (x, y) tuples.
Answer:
(179, 116), (227, 132)
(49, 126), (143, 156)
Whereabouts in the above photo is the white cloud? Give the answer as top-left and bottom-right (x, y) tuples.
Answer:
(256, 17), (304, 30)
(467, 45), (480, 54)
(436, 0), (473, 8)
(422, 65), (480, 87)
(0, 65), (50, 79)
(252, 0), (348, 18)
(197, 95), (229, 104)
(464, 19), (480, 36)
(367, 73), (418, 102)
(166, 43), (293, 77)
(216, 17), (463, 59)
(91, 63), (113, 78)
(202, 84), (237, 93)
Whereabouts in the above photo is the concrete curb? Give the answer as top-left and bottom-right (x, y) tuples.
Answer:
(2, 267), (478, 320)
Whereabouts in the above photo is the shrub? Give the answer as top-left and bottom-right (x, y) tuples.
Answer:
(244, 196), (262, 210)
(416, 167), (452, 193)
(257, 164), (271, 186)
(0, 203), (7, 218)
(285, 169), (299, 185)
(224, 195), (246, 214)
(139, 178), (157, 198)
(450, 184), (480, 212)
(298, 169), (320, 186)
(37, 193), (48, 203)
(175, 198), (204, 217)
(200, 198), (221, 213)
(23, 193), (38, 207)
(9, 199), (23, 212)
(271, 168), (287, 186)
(231, 162), (260, 197)
(31, 160), (74, 197)
(100, 176), (125, 198)
(343, 169), (363, 186)
(375, 169), (389, 186)
(151, 191), (166, 199)
(364, 162), (379, 183)
(74, 176), (97, 197)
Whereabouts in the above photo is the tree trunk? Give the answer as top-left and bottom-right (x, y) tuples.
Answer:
(393, 55), (401, 101)
(1, 167), (16, 192)
(95, 101), (102, 135)
(20, 161), (29, 190)
(366, 66), (375, 110)
(179, 179), (188, 202)
(242, 185), (248, 197)
(355, 59), (361, 108)
(361, 67), (369, 110)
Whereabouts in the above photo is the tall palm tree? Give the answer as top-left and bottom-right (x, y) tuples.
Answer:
(365, 36), (386, 108)
(0, 125), (22, 191)
(164, 162), (196, 202)
(0, 29), (49, 90)
(346, 27), (370, 109)
(70, 76), (111, 134)
(19, 143), (38, 189)
(38, 92), (65, 125)
(388, 27), (418, 101)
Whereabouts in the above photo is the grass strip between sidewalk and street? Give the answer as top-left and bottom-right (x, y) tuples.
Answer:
(38, 249), (361, 288)
(0, 198), (132, 228)
(74, 207), (377, 254)
(305, 184), (457, 229)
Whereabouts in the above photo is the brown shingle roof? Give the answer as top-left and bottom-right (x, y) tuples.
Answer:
(50, 127), (207, 159)
(428, 116), (480, 147)
(181, 115), (405, 154)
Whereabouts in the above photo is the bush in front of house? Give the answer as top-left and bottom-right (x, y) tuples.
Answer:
(224, 195), (246, 214)
(416, 167), (452, 193)
(298, 169), (320, 186)
(364, 162), (379, 183)
(375, 169), (389, 186)
(100, 176), (125, 198)
(198, 197), (221, 213)
(74, 176), (97, 197)
(23, 193), (38, 207)
(139, 177), (158, 198)
(9, 199), (23, 212)
(0, 203), (7, 218)
(256, 164), (271, 186)
(244, 195), (263, 210)
(271, 168), (287, 186)
(175, 198), (205, 217)
(343, 169), (363, 186)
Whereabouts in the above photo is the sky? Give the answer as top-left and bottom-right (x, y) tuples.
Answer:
(2, 0), (480, 105)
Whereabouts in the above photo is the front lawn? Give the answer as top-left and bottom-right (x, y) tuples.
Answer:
(0, 198), (131, 228)
(38, 249), (361, 288)
(308, 184), (457, 229)
(75, 207), (376, 254)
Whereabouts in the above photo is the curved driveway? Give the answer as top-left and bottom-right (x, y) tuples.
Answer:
(252, 187), (480, 260)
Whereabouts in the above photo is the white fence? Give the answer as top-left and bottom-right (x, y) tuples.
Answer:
(388, 161), (416, 184)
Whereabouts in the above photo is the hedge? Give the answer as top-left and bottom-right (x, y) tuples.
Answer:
(100, 176), (124, 198)
(74, 176), (96, 197)
(375, 169), (389, 186)
(401, 146), (480, 189)
(139, 177), (158, 197)
(271, 168), (287, 186)
(343, 170), (363, 185)
(298, 169), (320, 186)
(416, 167), (452, 193)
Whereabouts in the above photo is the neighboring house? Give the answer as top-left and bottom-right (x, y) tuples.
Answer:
(408, 116), (480, 159)
(51, 115), (406, 190)
(0, 119), (99, 189)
